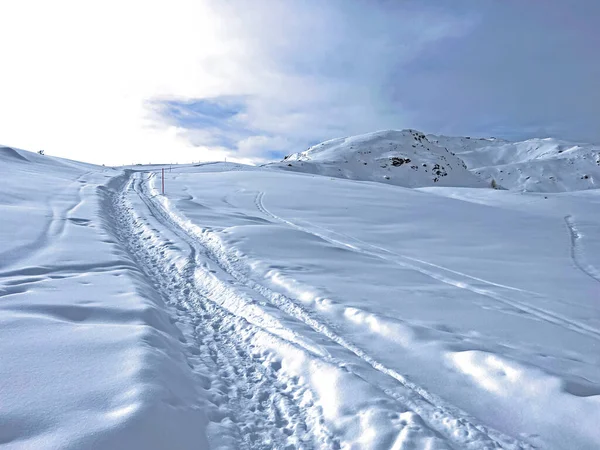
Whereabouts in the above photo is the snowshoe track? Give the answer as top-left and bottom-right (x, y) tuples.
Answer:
(137, 173), (533, 449)
(102, 172), (337, 449)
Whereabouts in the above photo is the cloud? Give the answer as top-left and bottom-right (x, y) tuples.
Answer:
(0, 1), (598, 165)
(0, 0), (233, 165)
(390, 0), (600, 142)
(150, 0), (476, 160)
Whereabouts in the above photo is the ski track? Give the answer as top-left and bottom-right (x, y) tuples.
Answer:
(139, 173), (535, 450)
(255, 192), (600, 342)
(104, 172), (339, 450)
(564, 215), (600, 284)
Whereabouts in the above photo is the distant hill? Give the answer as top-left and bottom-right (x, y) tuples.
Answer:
(268, 129), (486, 188)
(269, 130), (600, 192)
(428, 135), (600, 192)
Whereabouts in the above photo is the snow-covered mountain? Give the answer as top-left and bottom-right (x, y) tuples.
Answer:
(269, 129), (487, 188)
(270, 130), (600, 192)
(429, 135), (600, 192)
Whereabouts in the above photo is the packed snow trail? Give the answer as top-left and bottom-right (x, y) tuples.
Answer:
(104, 172), (340, 449)
(133, 171), (534, 450)
(109, 171), (454, 449)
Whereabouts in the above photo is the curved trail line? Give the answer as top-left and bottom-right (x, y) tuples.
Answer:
(565, 215), (600, 284)
(104, 172), (338, 449)
(142, 174), (533, 449)
(255, 192), (600, 342)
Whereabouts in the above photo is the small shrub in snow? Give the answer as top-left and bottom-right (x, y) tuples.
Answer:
(390, 157), (411, 167)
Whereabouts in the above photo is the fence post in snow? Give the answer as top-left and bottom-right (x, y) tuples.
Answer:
(162, 168), (165, 195)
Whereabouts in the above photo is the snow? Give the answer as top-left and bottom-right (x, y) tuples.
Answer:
(269, 129), (487, 188)
(149, 165), (600, 449)
(2, 141), (600, 449)
(0, 148), (209, 449)
(428, 135), (600, 192)
(267, 130), (600, 192)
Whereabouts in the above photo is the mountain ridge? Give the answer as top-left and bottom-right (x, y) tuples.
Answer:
(270, 129), (600, 192)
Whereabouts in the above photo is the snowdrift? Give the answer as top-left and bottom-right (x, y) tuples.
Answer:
(0, 146), (30, 162)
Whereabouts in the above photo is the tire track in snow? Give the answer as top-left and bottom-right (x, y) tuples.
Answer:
(564, 215), (600, 284)
(142, 178), (532, 449)
(255, 192), (600, 342)
(104, 172), (338, 450)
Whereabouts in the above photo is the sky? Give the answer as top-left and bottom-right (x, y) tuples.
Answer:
(1, 0), (598, 165)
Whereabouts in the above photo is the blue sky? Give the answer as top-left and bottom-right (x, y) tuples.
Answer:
(1, 0), (599, 164)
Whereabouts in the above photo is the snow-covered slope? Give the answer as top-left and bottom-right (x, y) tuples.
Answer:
(269, 131), (600, 192)
(147, 164), (600, 449)
(3, 145), (600, 449)
(269, 129), (487, 188)
(0, 147), (209, 449)
(429, 135), (600, 192)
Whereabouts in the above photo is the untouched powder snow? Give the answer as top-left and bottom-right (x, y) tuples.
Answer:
(269, 129), (487, 188)
(2, 144), (600, 449)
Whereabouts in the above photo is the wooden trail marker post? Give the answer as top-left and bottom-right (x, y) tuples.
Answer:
(161, 168), (165, 195)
